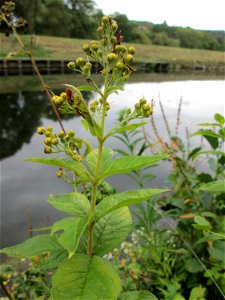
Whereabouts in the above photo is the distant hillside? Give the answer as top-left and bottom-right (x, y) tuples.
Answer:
(121, 19), (225, 51)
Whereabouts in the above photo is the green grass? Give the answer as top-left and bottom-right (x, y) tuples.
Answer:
(1, 34), (224, 68)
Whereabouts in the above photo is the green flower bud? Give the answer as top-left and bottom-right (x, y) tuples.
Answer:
(101, 68), (108, 76)
(128, 47), (136, 55)
(107, 53), (117, 62)
(56, 170), (63, 178)
(102, 16), (109, 25)
(110, 36), (117, 45)
(139, 97), (147, 105)
(114, 45), (122, 53)
(51, 137), (58, 145)
(60, 92), (67, 101)
(97, 26), (104, 36)
(52, 95), (60, 104)
(126, 108), (132, 115)
(111, 21), (118, 32)
(82, 43), (91, 54)
(124, 54), (134, 64)
(37, 127), (45, 135)
(90, 105), (96, 112)
(58, 130), (65, 138)
(97, 50), (103, 57)
(67, 61), (76, 70)
(116, 61), (125, 70)
(47, 126), (53, 132)
(45, 137), (52, 145)
(76, 57), (85, 67)
(83, 62), (92, 74)
(120, 45), (127, 53)
(44, 146), (52, 154)
(45, 130), (51, 137)
(143, 104), (150, 111)
(91, 41), (98, 51)
(68, 130), (75, 138)
(64, 135), (70, 142)
(135, 103), (141, 110)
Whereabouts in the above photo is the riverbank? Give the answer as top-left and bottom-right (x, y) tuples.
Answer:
(1, 34), (224, 71)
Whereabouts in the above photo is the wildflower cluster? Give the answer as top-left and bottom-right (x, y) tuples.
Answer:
(66, 16), (136, 86)
(36, 126), (84, 161)
(134, 97), (154, 118)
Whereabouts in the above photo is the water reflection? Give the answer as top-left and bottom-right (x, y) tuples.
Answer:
(0, 89), (93, 160)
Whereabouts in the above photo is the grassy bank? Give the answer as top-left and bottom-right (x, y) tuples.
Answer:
(1, 34), (224, 70)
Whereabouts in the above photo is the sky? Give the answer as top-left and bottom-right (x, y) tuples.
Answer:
(94, 0), (225, 31)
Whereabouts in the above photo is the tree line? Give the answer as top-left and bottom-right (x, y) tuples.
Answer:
(1, 0), (224, 51)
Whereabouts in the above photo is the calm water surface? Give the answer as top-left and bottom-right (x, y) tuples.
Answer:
(1, 73), (224, 248)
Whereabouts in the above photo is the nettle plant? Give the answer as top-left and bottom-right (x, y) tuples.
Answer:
(1, 17), (168, 299)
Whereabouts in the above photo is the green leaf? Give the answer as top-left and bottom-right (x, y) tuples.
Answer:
(119, 290), (158, 300)
(185, 258), (204, 273)
(97, 154), (168, 180)
(0, 234), (63, 258)
(93, 207), (132, 256)
(51, 216), (90, 258)
(86, 147), (113, 175)
(51, 254), (121, 300)
(77, 85), (98, 92)
(208, 241), (225, 263)
(48, 192), (91, 216)
(95, 189), (168, 221)
(105, 122), (147, 140)
(189, 286), (206, 300)
(192, 150), (225, 160)
(192, 216), (212, 231)
(191, 130), (220, 138)
(214, 113), (225, 125)
(25, 157), (91, 183)
(40, 248), (68, 269)
(81, 119), (89, 131)
(188, 147), (201, 160)
(198, 180), (225, 193)
(191, 130), (219, 149)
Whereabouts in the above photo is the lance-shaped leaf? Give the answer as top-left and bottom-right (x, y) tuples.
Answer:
(48, 192), (91, 216)
(24, 157), (91, 183)
(95, 189), (168, 221)
(119, 290), (158, 300)
(51, 216), (90, 258)
(86, 147), (114, 174)
(105, 122), (147, 140)
(93, 207), (132, 256)
(0, 234), (63, 258)
(51, 253), (121, 300)
(97, 154), (168, 180)
(198, 180), (225, 193)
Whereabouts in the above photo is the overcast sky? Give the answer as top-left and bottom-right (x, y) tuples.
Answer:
(94, 0), (225, 31)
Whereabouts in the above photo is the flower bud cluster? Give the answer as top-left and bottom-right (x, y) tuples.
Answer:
(76, 16), (136, 83)
(90, 99), (110, 113)
(52, 90), (83, 116)
(134, 97), (154, 118)
(67, 58), (92, 78)
(36, 126), (83, 162)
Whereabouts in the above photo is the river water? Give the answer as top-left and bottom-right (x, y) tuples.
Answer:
(0, 73), (224, 248)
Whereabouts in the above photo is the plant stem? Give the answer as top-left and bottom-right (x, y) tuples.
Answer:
(87, 92), (107, 256)
(87, 140), (103, 256)
(0, 282), (14, 300)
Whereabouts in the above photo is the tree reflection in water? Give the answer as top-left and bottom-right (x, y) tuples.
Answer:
(0, 90), (92, 160)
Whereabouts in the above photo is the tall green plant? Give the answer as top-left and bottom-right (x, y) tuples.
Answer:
(1, 16), (168, 299)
